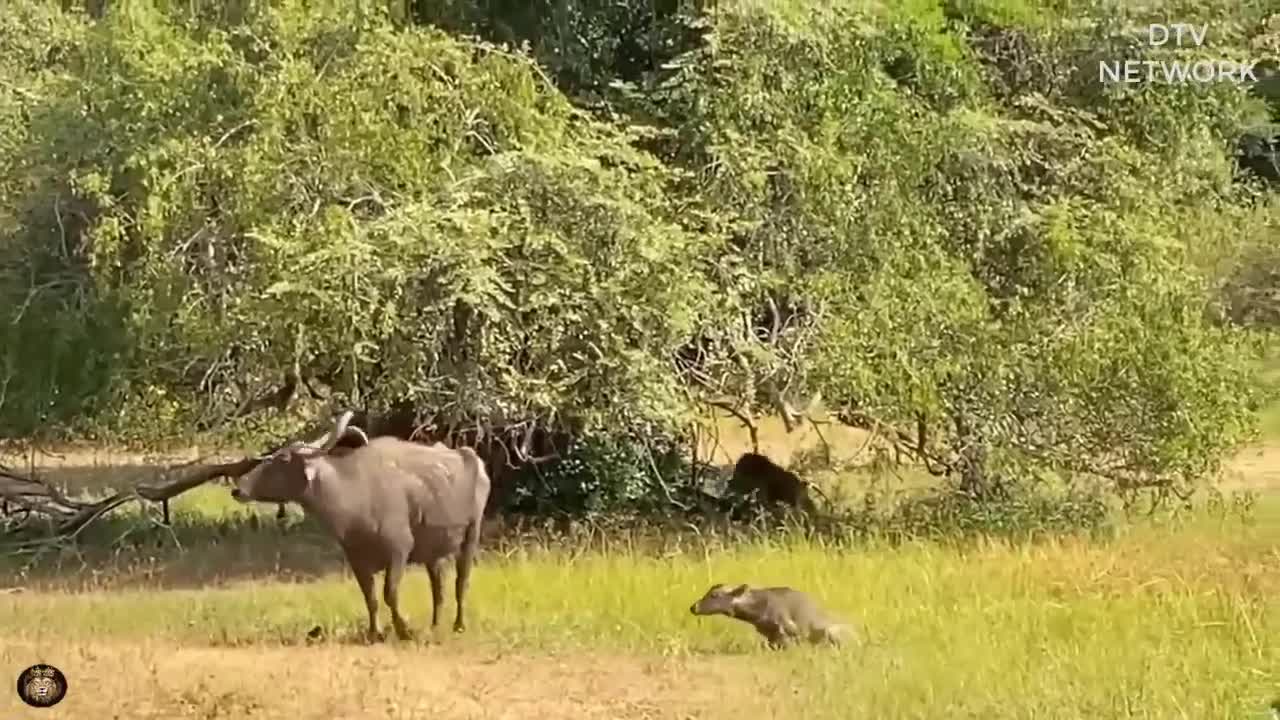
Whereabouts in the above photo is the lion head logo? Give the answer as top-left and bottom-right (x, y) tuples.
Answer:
(17, 664), (66, 707)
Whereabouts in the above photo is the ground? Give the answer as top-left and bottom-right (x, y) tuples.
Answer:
(1, 414), (1279, 719)
(0, 639), (747, 719)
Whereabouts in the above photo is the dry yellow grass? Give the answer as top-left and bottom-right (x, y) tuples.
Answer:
(0, 639), (755, 719)
(1219, 444), (1280, 491)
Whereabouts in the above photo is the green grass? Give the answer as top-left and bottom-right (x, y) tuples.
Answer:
(4, 494), (1280, 718)
(1257, 349), (1280, 441)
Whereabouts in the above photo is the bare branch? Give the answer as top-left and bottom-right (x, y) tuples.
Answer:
(808, 417), (833, 465)
(765, 294), (782, 345)
(836, 408), (954, 476)
(707, 399), (759, 452)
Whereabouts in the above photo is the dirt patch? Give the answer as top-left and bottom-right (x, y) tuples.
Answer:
(0, 638), (756, 719)
(697, 413), (878, 470)
(1219, 443), (1280, 491)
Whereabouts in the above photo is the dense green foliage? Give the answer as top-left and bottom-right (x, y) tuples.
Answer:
(1, 0), (1277, 513)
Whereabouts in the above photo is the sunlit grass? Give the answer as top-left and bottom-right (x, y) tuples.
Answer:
(4, 494), (1280, 718)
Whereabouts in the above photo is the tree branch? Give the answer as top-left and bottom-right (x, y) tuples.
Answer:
(835, 409), (954, 476)
(707, 399), (759, 452)
(1, 456), (265, 544)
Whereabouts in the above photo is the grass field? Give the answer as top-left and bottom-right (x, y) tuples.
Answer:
(2, 504), (1279, 718)
(2, 404), (1280, 718)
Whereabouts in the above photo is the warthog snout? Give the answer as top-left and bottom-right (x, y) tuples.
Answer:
(690, 597), (721, 615)
(690, 583), (747, 616)
(230, 487), (248, 502)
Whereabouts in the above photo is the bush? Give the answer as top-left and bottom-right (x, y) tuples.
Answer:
(844, 486), (1114, 544)
(503, 430), (695, 516)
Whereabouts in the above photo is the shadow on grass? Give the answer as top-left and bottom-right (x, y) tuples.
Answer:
(205, 622), (437, 649)
(0, 492), (1126, 593)
(2, 510), (351, 591)
(0, 502), (814, 593)
(4, 463), (1225, 596)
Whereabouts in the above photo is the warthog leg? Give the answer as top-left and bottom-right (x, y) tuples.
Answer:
(427, 560), (446, 629)
(760, 621), (794, 650)
(383, 553), (413, 640)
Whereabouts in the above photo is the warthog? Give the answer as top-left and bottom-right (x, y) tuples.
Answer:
(726, 452), (818, 514)
(232, 411), (491, 641)
(690, 582), (850, 648)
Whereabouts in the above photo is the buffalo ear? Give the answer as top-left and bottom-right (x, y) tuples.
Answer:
(283, 451), (313, 494)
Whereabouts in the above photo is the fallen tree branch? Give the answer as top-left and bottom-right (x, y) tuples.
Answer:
(1, 455), (264, 544)
(1, 467), (93, 516)
(135, 457), (262, 503)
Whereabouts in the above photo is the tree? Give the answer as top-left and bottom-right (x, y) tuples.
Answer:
(0, 0), (1271, 516)
(647, 2), (1267, 498)
(0, 3), (732, 447)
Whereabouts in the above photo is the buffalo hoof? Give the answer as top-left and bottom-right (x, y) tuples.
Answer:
(365, 630), (386, 644)
(452, 623), (466, 634)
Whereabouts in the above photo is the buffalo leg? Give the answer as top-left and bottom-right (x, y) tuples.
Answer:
(426, 560), (445, 630)
(384, 553), (413, 640)
(453, 524), (479, 633)
(352, 565), (381, 642)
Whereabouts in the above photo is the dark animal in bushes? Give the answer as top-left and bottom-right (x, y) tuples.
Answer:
(232, 411), (491, 641)
(690, 582), (850, 648)
(1236, 124), (1280, 185)
(726, 452), (818, 514)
